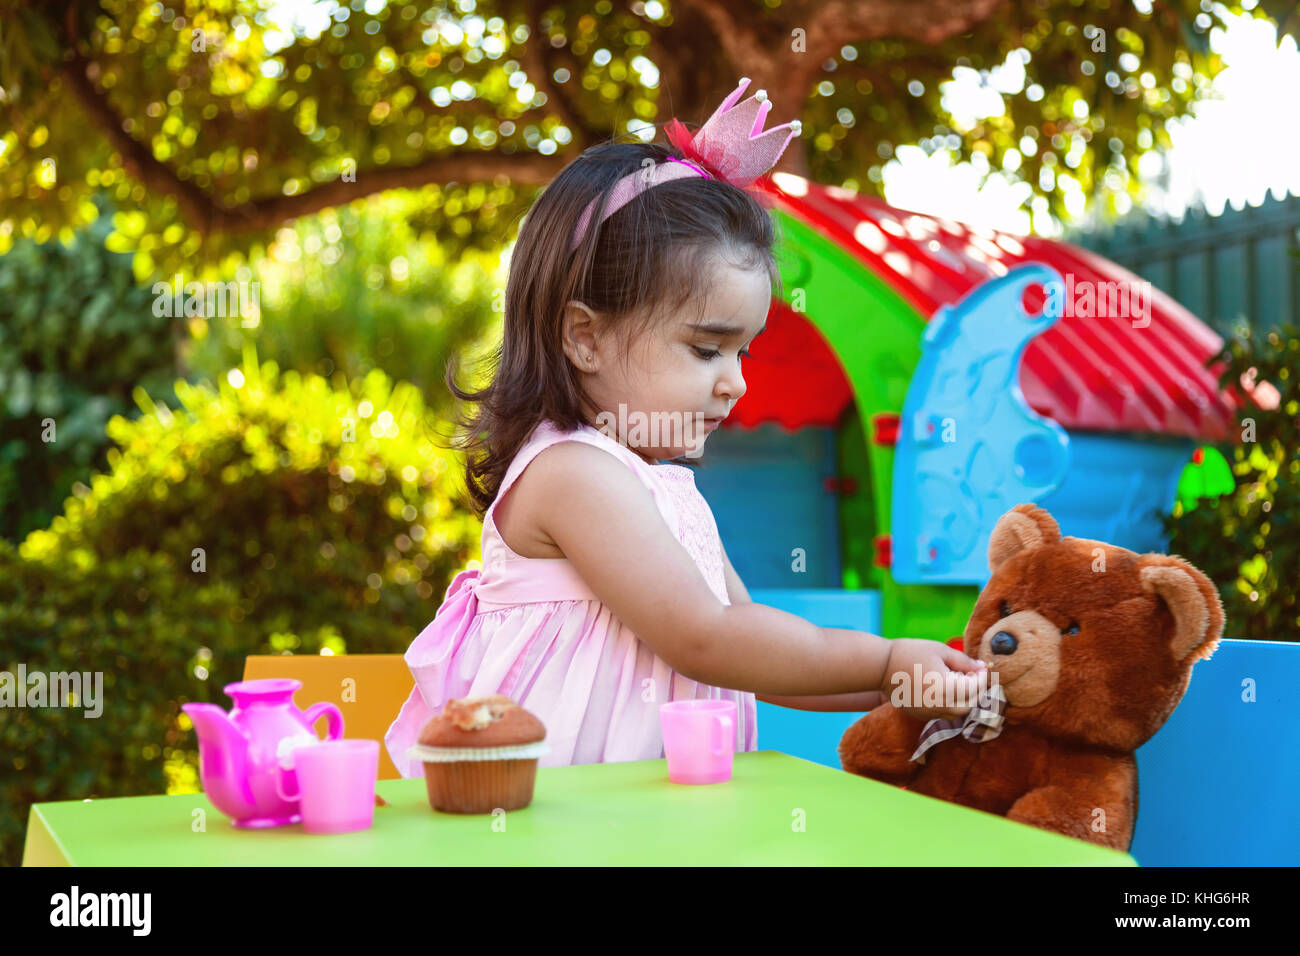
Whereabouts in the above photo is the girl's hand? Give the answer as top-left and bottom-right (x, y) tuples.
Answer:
(878, 638), (988, 722)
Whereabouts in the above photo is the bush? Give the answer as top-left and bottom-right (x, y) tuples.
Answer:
(2, 347), (480, 866)
(0, 202), (181, 542)
(0, 538), (243, 867)
(1165, 323), (1300, 640)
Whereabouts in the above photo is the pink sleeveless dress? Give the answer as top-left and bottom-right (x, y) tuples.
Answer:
(384, 418), (758, 776)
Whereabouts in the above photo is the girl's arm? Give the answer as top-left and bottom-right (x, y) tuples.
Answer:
(723, 544), (883, 711)
(720, 542), (752, 604)
(534, 442), (896, 697)
(755, 690), (886, 712)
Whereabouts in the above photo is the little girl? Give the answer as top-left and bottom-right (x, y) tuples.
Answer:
(385, 78), (984, 776)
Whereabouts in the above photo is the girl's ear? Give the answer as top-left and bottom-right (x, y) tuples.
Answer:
(562, 300), (601, 370)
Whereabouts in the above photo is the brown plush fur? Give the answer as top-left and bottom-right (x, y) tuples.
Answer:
(839, 504), (1224, 851)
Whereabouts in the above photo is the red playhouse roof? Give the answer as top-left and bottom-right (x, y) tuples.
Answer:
(732, 175), (1238, 441)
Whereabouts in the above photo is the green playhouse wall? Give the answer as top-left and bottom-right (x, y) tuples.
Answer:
(835, 409), (882, 592)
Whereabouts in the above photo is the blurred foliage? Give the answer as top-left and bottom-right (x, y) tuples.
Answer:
(0, 196), (181, 542)
(1, 346), (481, 866)
(182, 191), (503, 414)
(824, 1), (1243, 223)
(20, 343), (480, 623)
(0, 538), (237, 867)
(1165, 322), (1300, 640)
(0, 186), (502, 544)
(0, 0), (539, 277)
(3, 0), (1299, 273)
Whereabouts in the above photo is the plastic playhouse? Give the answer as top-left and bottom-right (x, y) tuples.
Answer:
(699, 173), (1240, 637)
(696, 174), (1297, 866)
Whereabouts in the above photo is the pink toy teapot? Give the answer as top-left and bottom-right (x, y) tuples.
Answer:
(183, 678), (344, 828)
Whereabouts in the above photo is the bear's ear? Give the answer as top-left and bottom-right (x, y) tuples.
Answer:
(1138, 557), (1225, 663)
(987, 504), (1062, 574)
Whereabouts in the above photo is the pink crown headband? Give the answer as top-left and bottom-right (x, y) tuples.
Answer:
(569, 77), (802, 253)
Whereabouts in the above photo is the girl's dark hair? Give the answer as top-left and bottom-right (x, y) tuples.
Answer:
(445, 133), (785, 519)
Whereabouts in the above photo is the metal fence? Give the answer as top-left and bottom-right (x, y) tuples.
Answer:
(1069, 191), (1300, 337)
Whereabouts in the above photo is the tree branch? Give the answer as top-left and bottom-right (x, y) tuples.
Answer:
(232, 150), (566, 233)
(797, 0), (1013, 55)
(59, 27), (563, 235)
(60, 49), (217, 230)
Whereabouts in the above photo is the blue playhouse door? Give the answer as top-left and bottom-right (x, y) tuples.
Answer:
(694, 423), (842, 588)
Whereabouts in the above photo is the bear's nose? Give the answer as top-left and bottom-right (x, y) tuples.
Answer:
(990, 631), (1018, 655)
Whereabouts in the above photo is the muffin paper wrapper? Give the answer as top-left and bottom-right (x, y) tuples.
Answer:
(407, 741), (550, 763)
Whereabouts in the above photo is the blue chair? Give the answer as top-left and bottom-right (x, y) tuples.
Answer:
(752, 591), (1300, 866)
(1131, 638), (1300, 866)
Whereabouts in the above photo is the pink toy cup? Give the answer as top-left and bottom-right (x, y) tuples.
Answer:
(660, 699), (737, 784)
(275, 739), (379, 834)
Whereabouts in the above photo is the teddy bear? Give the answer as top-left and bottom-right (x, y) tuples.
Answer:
(839, 503), (1224, 852)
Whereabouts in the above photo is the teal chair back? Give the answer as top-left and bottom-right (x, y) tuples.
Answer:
(1130, 638), (1300, 866)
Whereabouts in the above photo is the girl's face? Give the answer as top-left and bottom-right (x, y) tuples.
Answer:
(564, 259), (771, 464)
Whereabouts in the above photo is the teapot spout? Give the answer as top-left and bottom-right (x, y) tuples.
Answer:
(182, 703), (256, 820)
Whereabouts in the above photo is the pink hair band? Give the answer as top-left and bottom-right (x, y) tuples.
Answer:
(569, 157), (711, 253)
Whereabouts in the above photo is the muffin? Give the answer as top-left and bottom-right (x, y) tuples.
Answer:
(407, 694), (549, 814)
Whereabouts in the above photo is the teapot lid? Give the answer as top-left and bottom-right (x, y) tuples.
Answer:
(224, 678), (302, 702)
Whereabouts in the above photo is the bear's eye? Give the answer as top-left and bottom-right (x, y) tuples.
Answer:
(1064, 621), (1080, 636)
(999, 601), (1012, 618)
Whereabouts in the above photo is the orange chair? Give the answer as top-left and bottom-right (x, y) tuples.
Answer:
(242, 654), (414, 780)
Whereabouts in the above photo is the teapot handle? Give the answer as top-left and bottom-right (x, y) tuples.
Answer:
(302, 702), (345, 741)
(274, 765), (301, 804)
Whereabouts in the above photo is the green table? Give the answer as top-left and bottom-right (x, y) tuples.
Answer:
(23, 750), (1135, 866)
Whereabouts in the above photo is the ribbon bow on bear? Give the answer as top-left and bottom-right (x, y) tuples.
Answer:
(909, 680), (1008, 764)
